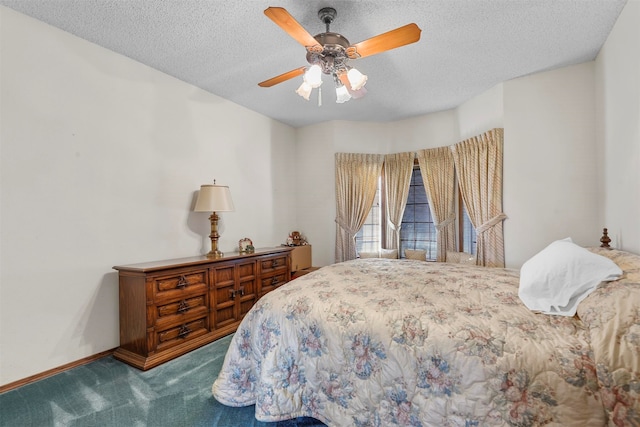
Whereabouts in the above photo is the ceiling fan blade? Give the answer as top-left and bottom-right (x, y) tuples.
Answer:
(348, 23), (422, 59)
(264, 7), (322, 52)
(258, 66), (306, 87)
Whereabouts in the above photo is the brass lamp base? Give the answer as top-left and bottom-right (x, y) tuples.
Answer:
(206, 211), (225, 258)
(206, 249), (224, 258)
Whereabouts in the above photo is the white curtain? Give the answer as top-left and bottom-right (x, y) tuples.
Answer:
(383, 152), (414, 250)
(335, 153), (385, 263)
(451, 128), (507, 267)
(417, 147), (457, 262)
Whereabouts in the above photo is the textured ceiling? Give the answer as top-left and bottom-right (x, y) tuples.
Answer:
(0, 0), (628, 128)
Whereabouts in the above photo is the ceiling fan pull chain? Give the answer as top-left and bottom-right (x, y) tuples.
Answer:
(318, 86), (322, 107)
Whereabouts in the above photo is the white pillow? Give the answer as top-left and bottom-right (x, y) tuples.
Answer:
(518, 238), (622, 316)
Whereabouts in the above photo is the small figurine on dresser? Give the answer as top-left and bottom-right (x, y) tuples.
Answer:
(286, 231), (308, 246)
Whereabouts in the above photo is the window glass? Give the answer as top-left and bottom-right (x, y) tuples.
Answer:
(355, 178), (381, 254)
(400, 168), (436, 260)
(461, 202), (476, 255)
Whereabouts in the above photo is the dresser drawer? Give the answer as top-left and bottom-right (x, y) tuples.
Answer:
(152, 270), (208, 302)
(154, 294), (208, 330)
(259, 271), (288, 294)
(155, 316), (209, 352)
(259, 255), (288, 274)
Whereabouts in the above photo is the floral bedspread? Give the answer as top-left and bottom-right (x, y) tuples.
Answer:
(212, 256), (640, 426)
(580, 248), (640, 426)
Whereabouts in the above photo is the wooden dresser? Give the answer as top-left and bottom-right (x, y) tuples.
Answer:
(113, 247), (292, 370)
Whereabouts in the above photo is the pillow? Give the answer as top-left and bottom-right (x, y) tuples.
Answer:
(358, 251), (379, 259)
(587, 247), (640, 281)
(358, 249), (398, 259)
(446, 251), (476, 265)
(518, 238), (622, 316)
(405, 249), (427, 261)
(380, 248), (398, 259)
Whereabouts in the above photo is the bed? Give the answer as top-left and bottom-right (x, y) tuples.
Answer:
(212, 243), (640, 426)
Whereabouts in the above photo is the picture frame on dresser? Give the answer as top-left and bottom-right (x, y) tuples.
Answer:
(238, 237), (254, 253)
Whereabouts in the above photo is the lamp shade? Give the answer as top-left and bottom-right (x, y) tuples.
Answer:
(194, 184), (234, 212)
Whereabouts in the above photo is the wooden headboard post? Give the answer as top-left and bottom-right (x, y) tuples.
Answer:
(600, 227), (612, 249)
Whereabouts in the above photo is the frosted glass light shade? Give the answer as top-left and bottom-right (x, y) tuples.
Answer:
(335, 85), (352, 104)
(296, 81), (312, 100)
(348, 86), (367, 99)
(347, 68), (368, 91)
(194, 184), (234, 212)
(305, 64), (323, 88)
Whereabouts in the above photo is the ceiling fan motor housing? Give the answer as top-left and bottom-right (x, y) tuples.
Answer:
(307, 32), (351, 75)
(304, 7), (352, 76)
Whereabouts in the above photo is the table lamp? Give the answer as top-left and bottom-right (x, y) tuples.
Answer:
(194, 181), (234, 258)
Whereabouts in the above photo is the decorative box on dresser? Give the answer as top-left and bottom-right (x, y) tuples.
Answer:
(113, 246), (292, 370)
(290, 245), (312, 272)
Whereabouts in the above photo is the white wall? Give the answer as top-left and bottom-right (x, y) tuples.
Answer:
(294, 123), (338, 268)
(387, 110), (461, 151)
(503, 62), (599, 267)
(0, 7), (296, 386)
(596, 0), (640, 254)
(455, 83), (504, 141)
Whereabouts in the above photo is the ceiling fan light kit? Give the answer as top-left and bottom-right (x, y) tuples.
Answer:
(347, 68), (368, 91)
(295, 81), (313, 101)
(335, 83), (351, 104)
(259, 6), (421, 105)
(303, 64), (323, 88)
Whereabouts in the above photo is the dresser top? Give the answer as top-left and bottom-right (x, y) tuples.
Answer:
(113, 246), (293, 273)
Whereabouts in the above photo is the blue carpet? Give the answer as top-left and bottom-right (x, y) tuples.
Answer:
(0, 334), (326, 427)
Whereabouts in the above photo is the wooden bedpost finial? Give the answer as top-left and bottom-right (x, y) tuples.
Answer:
(600, 227), (611, 249)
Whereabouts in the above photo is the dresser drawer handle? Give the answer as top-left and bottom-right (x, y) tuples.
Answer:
(176, 275), (188, 289)
(271, 277), (278, 285)
(271, 260), (278, 268)
(178, 325), (191, 339)
(239, 286), (245, 296)
(177, 300), (190, 313)
(229, 289), (236, 300)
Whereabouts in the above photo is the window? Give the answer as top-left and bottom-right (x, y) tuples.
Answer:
(355, 167), (476, 259)
(355, 177), (382, 254)
(400, 167), (436, 260)
(460, 199), (477, 255)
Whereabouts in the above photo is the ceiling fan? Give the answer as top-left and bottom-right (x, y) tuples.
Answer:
(258, 7), (422, 104)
